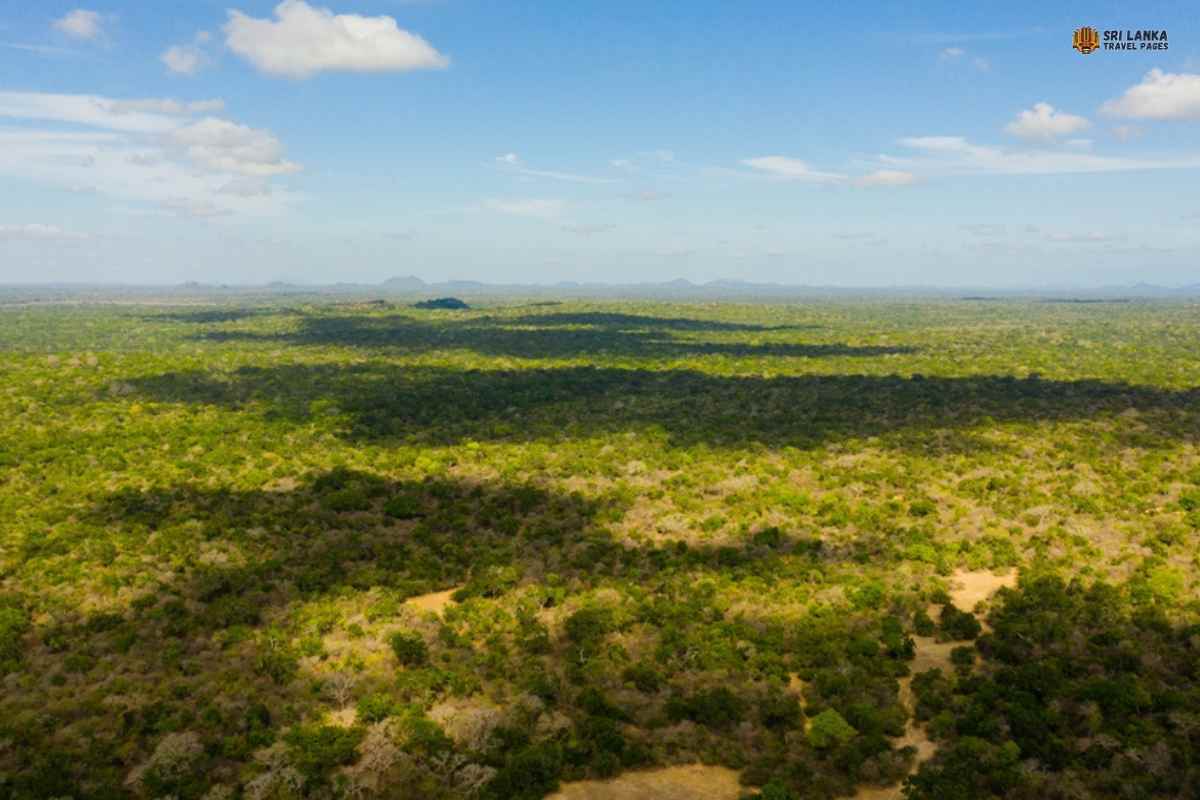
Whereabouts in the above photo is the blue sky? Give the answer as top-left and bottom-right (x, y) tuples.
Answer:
(0, 0), (1198, 287)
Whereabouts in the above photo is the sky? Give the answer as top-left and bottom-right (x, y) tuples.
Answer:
(0, 1), (1198, 287)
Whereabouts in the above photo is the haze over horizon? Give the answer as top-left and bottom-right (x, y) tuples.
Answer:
(1, 1), (1199, 288)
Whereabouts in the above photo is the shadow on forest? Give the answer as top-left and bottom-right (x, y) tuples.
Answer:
(192, 313), (904, 360)
(127, 363), (1200, 449)
(8, 470), (829, 795)
(491, 312), (817, 333)
(149, 308), (287, 324)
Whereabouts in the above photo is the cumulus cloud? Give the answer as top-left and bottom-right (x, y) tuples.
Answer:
(939, 46), (965, 60)
(1004, 102), (1090, 141)
(167, 118), (301, 177)
(1100, 69), (1200, 120)
(484, 198), (564, 218)
(854, 169), (917, 187)
(224, 0), (449, 79)
(741, 156), (846, 183)
(53, 10), (103, 41)
(0, 223), (89, 241)
(163, 45), (203, 75)
(162, 33), (214, 76)
(0, 92), (299, 218)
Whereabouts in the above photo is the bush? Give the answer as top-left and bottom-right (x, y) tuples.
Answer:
(414, 297), (470, 310)
(285, 725), (365, 785)
(751, 779), (799, 800)
(0, 599), (30, 672)
(356, 692), (400, 723)
(564, 607), (612, 648)
(666, 687), (745, 728)
(384, 493), (423, 519)
(807, 709), (858, 749)
(913, 608), (936, 637)
(622, 662), (663, 693)
(390, 631), (429, 666)
(939, 605), (982, 641)
(486, 741), (563, 800)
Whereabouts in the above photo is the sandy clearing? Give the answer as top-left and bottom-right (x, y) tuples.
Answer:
(405, 588), (459, 615)
(548, 765), (744, 800)
(947, 569), (1016, 612)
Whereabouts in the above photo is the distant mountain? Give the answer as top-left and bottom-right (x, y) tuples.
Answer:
(704, 279), (783, 289)
(381, 275), (427, 290)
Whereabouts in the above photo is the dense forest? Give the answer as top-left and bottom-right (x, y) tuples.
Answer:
(1, 298), (1198, 799)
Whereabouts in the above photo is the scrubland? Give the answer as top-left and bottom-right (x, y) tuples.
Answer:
(1, 298), (1199, 799)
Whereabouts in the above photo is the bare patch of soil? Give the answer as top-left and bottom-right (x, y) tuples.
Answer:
(405, 588), (459, 615)
(548, 765), (743, 800)
(947, 569), (1016, 612)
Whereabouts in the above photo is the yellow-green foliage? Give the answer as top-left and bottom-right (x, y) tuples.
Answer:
(1, 297), (1199, 798)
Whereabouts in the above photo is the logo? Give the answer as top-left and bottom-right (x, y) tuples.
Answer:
(1073, 26), (1100, 54)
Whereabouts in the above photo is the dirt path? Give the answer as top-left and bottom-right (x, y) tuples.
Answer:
(853, 569), (1015, 799)
(523, 571), (1016, 800)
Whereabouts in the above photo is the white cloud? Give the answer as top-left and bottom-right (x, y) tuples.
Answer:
(973, 57), (991, 72)
(53, 10), (103, 41)
(1065, 138), (1092, 149)
(218, 176), (273, 197)
(0, 92), (184, 133)
(0, 93), (299, 218)
(1100, 69), (1200, 120)
(167, 118), (301, 177)
(162, 46), (203, 75)
(494, 152), (615, 184)
(0, 223), (88, 241)
(484, 198), (564, 219)
(743, 157), (917, 187)
(893, 135), (1198, 175)
(224, 0), (449, 79)
(854, 169), (917, 187)
(163, 47), (201, 76)
(1004, 102), (1090, 141)
(163, 31), (215, 76)
(109, 98), (225, 115)
(939, 47), (964, 60)
(2, 42), (77, 56)
(741, 156), (846, 183)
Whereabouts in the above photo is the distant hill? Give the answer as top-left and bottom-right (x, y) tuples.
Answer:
(381, 275), (427, 291)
